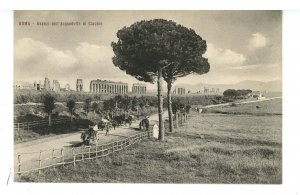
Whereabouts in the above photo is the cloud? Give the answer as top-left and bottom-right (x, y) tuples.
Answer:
(248, 33), (267, 49)
(15, 38), (78, 73)
(74, 42), (114, 65)
(14, 38), (126, 83)
(204, 43), (246, 69)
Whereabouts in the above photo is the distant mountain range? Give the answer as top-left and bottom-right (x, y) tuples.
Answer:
(181, 80), (282, 92)
(148, 80), (282, 93)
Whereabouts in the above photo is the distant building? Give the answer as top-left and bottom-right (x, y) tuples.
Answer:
(13, 81), (34, 90)
(76, 79), (83, 92)
(173, 86), (186, 95)
(53, 80), (60, 92)
(33, 80), (42, 90)
(37, 83), (41, 90)
(90, 79), (128, 94)
(44, 77), (51, 91)
(132, 83), (146, 94)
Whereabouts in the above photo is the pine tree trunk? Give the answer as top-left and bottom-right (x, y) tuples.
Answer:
(167, 81), (174, 132)
(157, 67), (165, 141)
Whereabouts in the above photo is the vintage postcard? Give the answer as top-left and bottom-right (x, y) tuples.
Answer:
(13, 10), (282, 183)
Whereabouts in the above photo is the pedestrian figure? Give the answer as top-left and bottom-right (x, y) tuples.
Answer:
(139, 116), (150, 138)
(139, 116), (149, 130)
(112, 120), (117, 130)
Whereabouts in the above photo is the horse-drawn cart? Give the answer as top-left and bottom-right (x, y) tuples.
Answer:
(80, 119), (113, 145)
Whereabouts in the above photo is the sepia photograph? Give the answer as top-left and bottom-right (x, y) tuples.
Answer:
(13, 10), (282, 184)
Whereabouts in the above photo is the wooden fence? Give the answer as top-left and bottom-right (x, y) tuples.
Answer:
(15, 112), (189, 176)
(14, 118), (68, 131)
(173, 112), (188, 128)
(15, 131), (148, 176)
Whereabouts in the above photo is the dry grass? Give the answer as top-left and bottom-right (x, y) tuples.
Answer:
(17, 111), (281, 183)
(208, 98), (282, 115)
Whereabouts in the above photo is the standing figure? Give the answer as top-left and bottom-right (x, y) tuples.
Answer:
(111, 120), (118, 130)
(139, 116), (150, 133)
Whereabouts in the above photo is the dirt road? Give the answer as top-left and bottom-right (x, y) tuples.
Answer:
(14, 111), (169, 174)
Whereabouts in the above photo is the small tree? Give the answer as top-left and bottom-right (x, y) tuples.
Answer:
(42, 93), (55, 127)
(83, 98), (92, 114)
(66, 99), (76, 124)
(121, 95), (132, 113)
(92, 102), (99, 114)
(223, 89), (238, 98)
(172, 98), (185, 114)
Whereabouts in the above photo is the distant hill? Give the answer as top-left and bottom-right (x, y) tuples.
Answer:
(177, 80), (282, 93)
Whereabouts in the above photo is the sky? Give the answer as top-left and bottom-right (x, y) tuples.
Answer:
(14, 10), (282, 91)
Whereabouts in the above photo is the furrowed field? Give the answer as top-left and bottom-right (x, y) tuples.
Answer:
(18, 99), (282, 184)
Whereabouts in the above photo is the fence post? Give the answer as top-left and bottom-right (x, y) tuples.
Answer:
(17, 123), (20, 131)
(52, 148), (55, 170)
(72, 148), (76, 168)
(81, 146), (84, 161)
(175, 113), (178, 128)
(17, 153), (21, 176)
(38, 150), (42, 175)
(88, 147), (91, 159)
(96, 145), (98, 158)
(61, 148), (64, 166)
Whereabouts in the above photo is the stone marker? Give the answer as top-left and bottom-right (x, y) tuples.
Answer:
(153, 124), (159, 139)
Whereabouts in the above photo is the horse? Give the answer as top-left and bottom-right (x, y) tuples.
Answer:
(81, 127), (98, 145)
(124, 115), (133, 127)
(113, 115), (124, 126)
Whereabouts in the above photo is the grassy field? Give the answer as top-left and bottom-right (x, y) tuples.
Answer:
(206, 98), (282, 115)
(17, 109), (281, 183)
